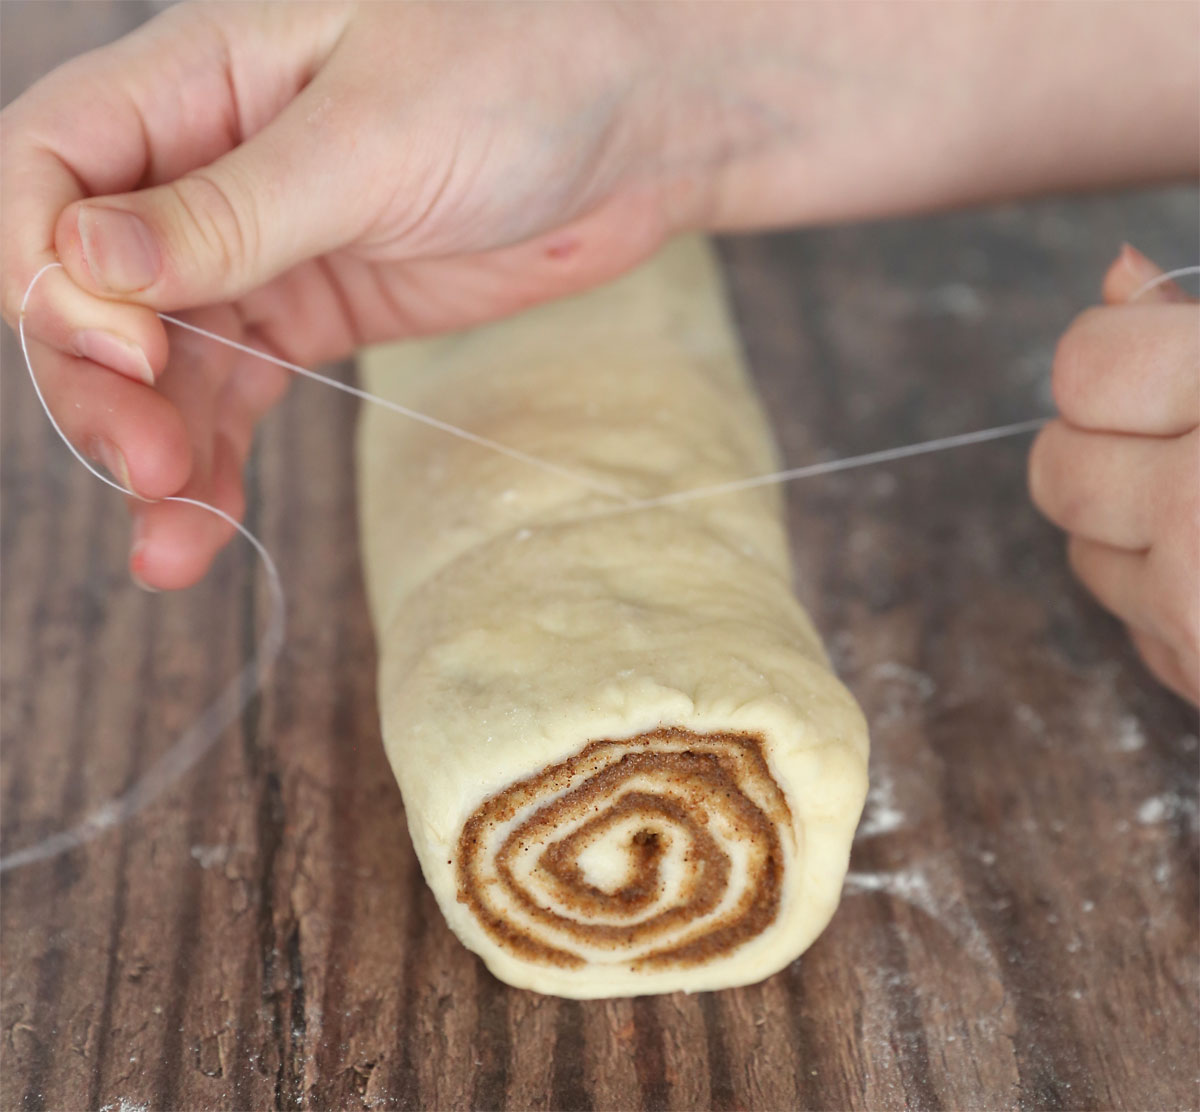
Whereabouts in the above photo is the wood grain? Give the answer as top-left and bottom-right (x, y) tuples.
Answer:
(2, 4), (1197, 1110)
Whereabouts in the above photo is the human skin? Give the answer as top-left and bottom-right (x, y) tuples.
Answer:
(1, 1), (1197, 697)
(1030, 247), (1199, 703)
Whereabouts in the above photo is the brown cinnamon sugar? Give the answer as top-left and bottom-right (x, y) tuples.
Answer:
(455, 728), (791, 971)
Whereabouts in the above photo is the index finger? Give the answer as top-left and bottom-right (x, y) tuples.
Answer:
(2, 4), (337, 330)
(0, 10), (217, 358)
(1052, 303), (1199, 437)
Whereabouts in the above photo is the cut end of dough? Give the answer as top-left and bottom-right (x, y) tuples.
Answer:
(455, 728), (796, 988)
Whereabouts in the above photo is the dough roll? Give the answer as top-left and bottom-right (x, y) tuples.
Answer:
(356, 237), (868, 998)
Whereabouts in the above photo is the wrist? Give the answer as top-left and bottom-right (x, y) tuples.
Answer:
(625, 1), (1200, 238)
(624, 3), (806, 236)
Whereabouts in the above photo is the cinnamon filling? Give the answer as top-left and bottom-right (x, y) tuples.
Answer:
(456, 728), (792, 970)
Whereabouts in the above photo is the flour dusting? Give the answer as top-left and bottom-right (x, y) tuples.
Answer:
(1138, 797), (1169, 825)
(1014, 703), (1046, 737)
(1136, 793), (1196, 827)
(856, 766), (906, 840)
(844, 859), (996, 969)
(1114, 715), (1146, 753)
(870, 661), (937, 702)
(868, 661), (938, 730)
(190, 844), (232, 869)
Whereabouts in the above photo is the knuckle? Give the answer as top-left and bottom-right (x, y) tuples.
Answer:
(168, 170), (258, 284)
(1065, 536), (1099, 594)
(1132, 634), (1176, 693)
(1156, 444), (1200, 554)
(1171, 435), (1200, 514)
(1180, 489), (1200, 544)
(1065, 535), (1085, 575)
(1167, 598), (1200, 658)
(1, 272), (25, 328)
(1051, 308), (1103, 420)
(1149, 551), (1200, 655)
(1027, 427), (1063, 521)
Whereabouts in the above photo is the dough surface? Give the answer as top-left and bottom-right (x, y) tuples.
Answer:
(356, 236), (868, 997)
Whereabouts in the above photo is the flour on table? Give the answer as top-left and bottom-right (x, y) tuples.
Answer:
(1113, 715), (1146, 753)
(1014, 703), (1046, 737)
(189, 844), (232, 869)
(1136, 792), (1197, 827)
(869, 661), (937, 702)
(844, 857), (996, 970)
(855, 766), (906, 840)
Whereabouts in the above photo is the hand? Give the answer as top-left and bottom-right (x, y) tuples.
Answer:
(1030, 246), (1199, 703)
(2, 2), (669, 588)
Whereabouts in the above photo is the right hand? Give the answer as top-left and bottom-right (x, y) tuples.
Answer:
(1029, 247), (1199, 703)
(2, 2), (672, 588)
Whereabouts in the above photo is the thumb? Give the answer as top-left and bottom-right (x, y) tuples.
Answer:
(1102, 244), (1190, 306)
(54, 86), (365, 310)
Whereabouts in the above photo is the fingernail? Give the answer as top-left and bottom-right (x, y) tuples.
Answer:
(129, 520), (159, 592)
(1119, 243), (1163, 284)
(77, 206), (160, 293)
(73, 329), (154, 384)
(1120, 243), (1186, 303)
(92, 437), (135, 493)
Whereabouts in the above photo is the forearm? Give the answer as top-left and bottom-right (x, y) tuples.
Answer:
(640, 1), (1199, 231)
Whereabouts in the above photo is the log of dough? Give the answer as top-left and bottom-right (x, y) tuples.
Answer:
(356, 236), (868, 998)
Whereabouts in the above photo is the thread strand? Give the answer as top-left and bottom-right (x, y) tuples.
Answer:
(159, 313), (632, 502)
(625, 418), (1049, 512)
(7, 258), (1193, 873)
(3, 263), (286, 874)
(1129, 265), (1200, 302)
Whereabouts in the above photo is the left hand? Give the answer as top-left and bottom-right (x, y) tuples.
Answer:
(1030, 245), (1199, 703)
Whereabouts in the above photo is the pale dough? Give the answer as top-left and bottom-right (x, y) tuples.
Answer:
(356, 236), (868, 998)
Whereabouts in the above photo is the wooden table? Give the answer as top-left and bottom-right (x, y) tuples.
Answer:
(3, 5), (1197, 1110)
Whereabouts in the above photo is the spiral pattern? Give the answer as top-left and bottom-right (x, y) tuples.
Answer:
(456, 728), (794, 970)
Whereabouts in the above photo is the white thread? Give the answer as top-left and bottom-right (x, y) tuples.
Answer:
(2, 263), (286, 873)
(1129, 264), (1200, 303)
(582, 262), (1199, 515)
(161, 313), (1048, 516)
(622, 419), (1049, 512)
(7, 257), (1193, 873)
(622, 262), (1200, 512)
(158, 313), (633, 503)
